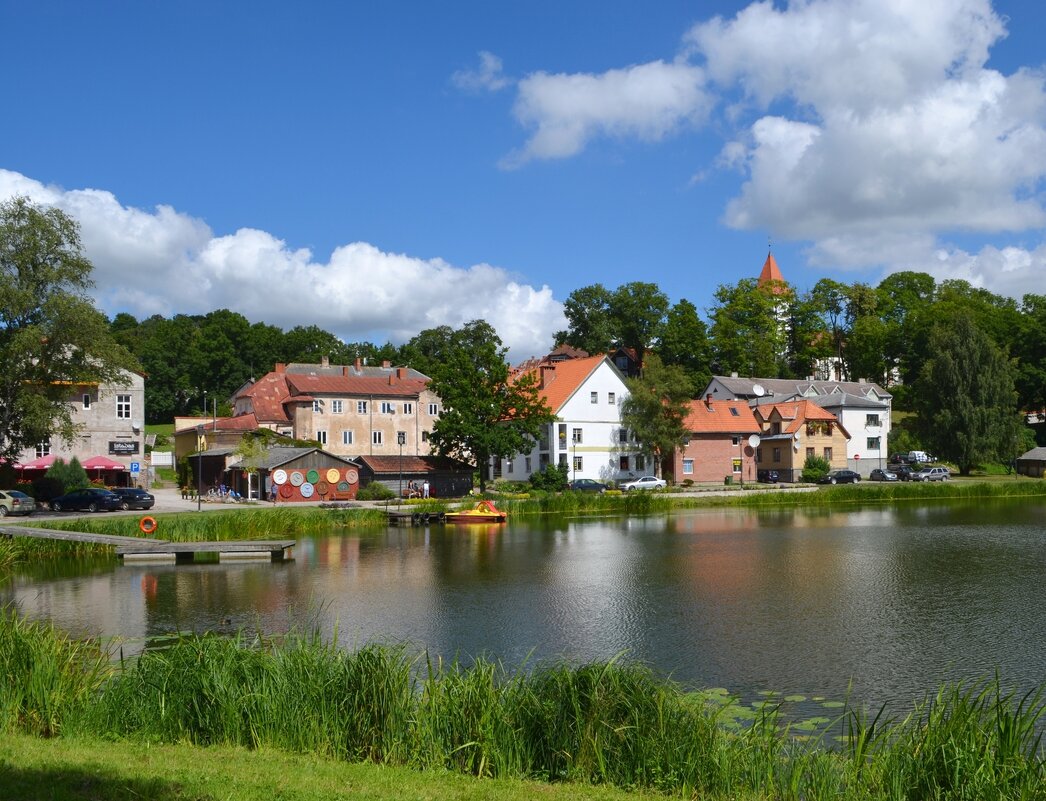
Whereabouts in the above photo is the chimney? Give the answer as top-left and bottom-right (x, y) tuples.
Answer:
(540, 364), (555, 388)
(354, 357), (362, 372)
(342, 366), (349, 377)
(275, 363), (286, 374)
(730, 371), (738, 378)
(382, 360), (391, 369)
(705, 394), (713, 409)
(858, 377), (867, 384)
(321, 355), (329, 368)
(397, 367), (407, 380)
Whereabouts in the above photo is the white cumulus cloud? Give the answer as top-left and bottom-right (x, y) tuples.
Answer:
(502, 60), (711, 167)
(0, 169), (565, 360)
(452, 51), (511, 93)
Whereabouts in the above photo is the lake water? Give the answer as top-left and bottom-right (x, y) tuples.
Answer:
(4, 498), (1046, 710)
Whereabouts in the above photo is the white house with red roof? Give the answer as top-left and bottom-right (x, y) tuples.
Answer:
(502, 354), (645, 484)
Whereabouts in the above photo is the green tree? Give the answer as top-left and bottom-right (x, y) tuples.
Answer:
(913, 314), (1022, 475)
(0, 197), (138, 460)
(555, 284), (615, 355)
(657, 299), (711, 391)
(611, 282), (669, 374)
(1014, 294), (1046, 417)
(708, 278), (787, 377)
(426, 321), (555, 492)
(44, 456), (90, 494)
(619, 354), (691, 479)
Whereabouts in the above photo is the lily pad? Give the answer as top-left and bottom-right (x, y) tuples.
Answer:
(784, 694), (807, 702)
(821, 700), (845, 709)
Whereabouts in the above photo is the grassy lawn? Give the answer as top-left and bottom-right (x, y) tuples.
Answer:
(0, 733), (666, 801)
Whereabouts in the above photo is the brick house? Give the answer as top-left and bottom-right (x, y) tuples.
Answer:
(674, 397), (762, 483)
(752, 399), (850, 482)
(231, 358), (440, 460)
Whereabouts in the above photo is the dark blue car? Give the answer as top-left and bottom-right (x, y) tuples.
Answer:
(49, 488), (122, 512)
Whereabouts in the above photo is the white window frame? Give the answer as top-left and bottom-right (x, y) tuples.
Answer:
(36, 442), (51, 458)
(402, 402), (414, 415)
(572, 428), (583, 443)
(381, 401), (395, 414)
(682, 459), (694, 475)
(116, 394), (131, 419)
(573, 455), (583, 471)
(357, 400), (368, 414)
(428, 403), (439, 415)
(372, 430), (383, 445)
(82, 393), (92, 410)
(590, 392), (598, 404)
(342, 430), (353, 445)
(331, 399), (343, 414)
(312, 399), (322, 413)
(317, 430), (327, 445)
(608, 392), (615, 405)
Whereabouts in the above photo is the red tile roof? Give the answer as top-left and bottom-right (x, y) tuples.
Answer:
(754, 399), (839, 434)
(683, 399), (760, 434)
(238, 372), (292, 423)
(285, 373), (428, 398)
(513, 354), (612, 414)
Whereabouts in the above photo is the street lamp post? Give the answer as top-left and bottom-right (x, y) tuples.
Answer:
(195, 424), (204, 512)
(397, 432), (406, 500)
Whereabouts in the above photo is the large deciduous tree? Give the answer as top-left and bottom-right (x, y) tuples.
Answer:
(618, 354), (691, 479)
(425, 321), (554, 492)
(0, 197), (137, 461)
(708, 278), (788, 377)
(555, 284), (615, 355)
(657, 299), (711, 391)
(913, 314), (1022, 475)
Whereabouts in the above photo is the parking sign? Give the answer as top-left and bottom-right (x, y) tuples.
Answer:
(130, 461), (140, 474)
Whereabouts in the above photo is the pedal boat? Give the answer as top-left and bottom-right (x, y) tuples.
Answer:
(444, 500), (507, 523)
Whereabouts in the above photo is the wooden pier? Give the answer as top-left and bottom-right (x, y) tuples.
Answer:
(0, 524), (294, 564)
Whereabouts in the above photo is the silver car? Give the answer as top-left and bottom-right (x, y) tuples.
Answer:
(911, 466), (950, 481)
(0, 489), (36, 516)
(620, 475), (668, 491)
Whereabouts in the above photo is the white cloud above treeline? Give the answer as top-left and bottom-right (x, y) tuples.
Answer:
(0, 169), (566, 360)
(486, 0), (1046, 300)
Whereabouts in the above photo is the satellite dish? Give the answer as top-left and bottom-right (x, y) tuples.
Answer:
(793, 430), (802, 442)
(747, 434), (761, 448)
(752, 384), (765, 397)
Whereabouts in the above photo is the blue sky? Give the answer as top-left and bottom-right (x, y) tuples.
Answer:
(3, 0), (1045, 359)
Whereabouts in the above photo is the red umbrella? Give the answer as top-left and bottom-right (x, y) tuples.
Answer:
(81, 455), (129, 471)
(17, 454), (56, 470)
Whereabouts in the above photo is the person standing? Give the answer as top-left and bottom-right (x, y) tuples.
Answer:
(422, 479), (430, 499)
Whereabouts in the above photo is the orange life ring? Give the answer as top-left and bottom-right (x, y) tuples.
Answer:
(139, 516), (158, 535)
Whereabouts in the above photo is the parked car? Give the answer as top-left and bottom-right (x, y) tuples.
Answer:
(757, 469), (780, 483)
(869, 468), (898, 482)
(49, 488), (122, 513)
(911, 466), (950, 482)
(567, 478), (608, 493)
(0, 489), (36, 517)
(110, 487), (155, 510)
(620, 476), (667, 491)
(888, 454), (910, 465)
(893, 465), (917, 481)
(818, 470), (861, 485)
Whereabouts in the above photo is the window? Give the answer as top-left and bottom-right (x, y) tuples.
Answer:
(756, 448), (762, 463)
(590, 391), (598, 404)
(558, 424), (567, 447)
(615, 356), (628, 371)
(771, 422), (781, 435)
(357, 401), (368, 414)
(807, 447), (814, 459)
(428, 403), (439, 415)
(381, 402), (395, 414)
(524, 456), (532, 472)
(116, 394), (131, 419)
(402, 402), (414, 415)
(772, 447), (781, 463)
(572, 428), (583, 444)
(36, 442), (51, 458)
(372, 431), (383, 445)
(506, 460), (514, 474)
(729, 407), (739, 417)
(331, 400), (343, 414)
(867, 437), (881, 451)
(317, 430), (327, 445)
(421, 431), (429, 442)
(342, 431), (353, 445)
(618, 428), (628, 444)
(558, 453), (568, 467)
(731, 436), (740, 446)
(866, 413), (881, 426)
(608, 392), (615, 405)
(619, 455), (630, 470)
(824, 447), (833, 461)
(82, 393), (92, 410)
(313, 399), (322, 413)
(540, 453), (550, 468)
(573, 455), (583, 471)
(682, 459), (694, 475)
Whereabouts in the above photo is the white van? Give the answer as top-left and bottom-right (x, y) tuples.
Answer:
(908, 450), (929, 463)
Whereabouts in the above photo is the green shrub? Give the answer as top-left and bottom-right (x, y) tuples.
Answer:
(356, 482), (395, 501)
(44, 457), (90, 495)
(801, 454), (830, 483)
(529, 464), (568, 492)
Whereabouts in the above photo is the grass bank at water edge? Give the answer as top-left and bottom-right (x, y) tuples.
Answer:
(2, 611), (1044, 800)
